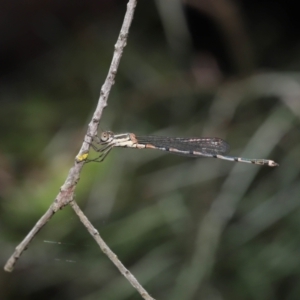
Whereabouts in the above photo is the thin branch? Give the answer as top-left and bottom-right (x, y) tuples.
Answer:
(78, 0), (138, 160)
(4, 172), (78, 271)
(5, 0), (143, 293)
(70, 200), (155, 300)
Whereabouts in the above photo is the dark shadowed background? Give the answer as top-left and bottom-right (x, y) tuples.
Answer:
(1, 1), (300, 299)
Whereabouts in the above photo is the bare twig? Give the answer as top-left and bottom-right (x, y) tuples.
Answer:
(70, 201), (155, 300)
(77, 0), (138, 160)
(4, 172), (78, 272)
(4, 3), (152, 299)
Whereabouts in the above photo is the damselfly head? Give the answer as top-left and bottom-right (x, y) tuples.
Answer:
(100, 131), (113, 142)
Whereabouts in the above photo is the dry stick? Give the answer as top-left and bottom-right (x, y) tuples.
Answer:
(4, 171), (78, 272)
(3, 0), (131, 269)
(4, 0), (135, 272)
(70, 201), (155, 300)
(4, 2), (154, 300)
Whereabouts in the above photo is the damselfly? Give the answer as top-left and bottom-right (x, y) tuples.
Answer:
(89, 131), (278, 167)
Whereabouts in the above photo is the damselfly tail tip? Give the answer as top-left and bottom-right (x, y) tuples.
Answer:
(269, 160), (279, 167)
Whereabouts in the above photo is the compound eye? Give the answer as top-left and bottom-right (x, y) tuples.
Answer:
(100, 131), (110, 142)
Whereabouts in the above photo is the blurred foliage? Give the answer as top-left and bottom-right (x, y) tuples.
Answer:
(1, 1), (300, 300)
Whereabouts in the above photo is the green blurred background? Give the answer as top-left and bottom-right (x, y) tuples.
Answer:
(1, 1), (300, 299)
